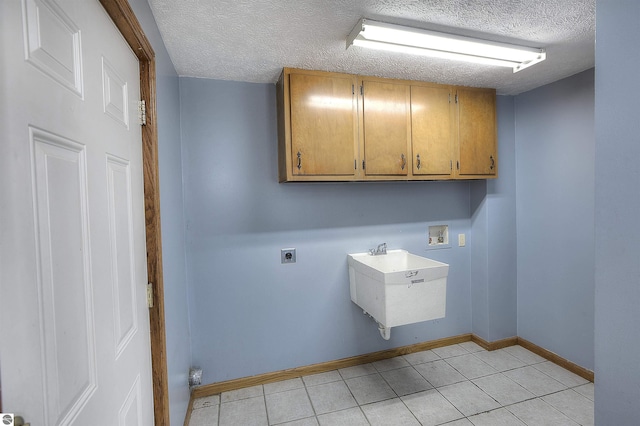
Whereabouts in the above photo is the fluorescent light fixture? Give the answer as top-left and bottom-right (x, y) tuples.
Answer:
(347, 18), (546, 73)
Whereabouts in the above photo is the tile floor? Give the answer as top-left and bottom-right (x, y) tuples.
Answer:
(188, 342), (594, 426)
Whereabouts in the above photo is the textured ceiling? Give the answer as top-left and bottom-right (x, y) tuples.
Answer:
(147, 0), (595, 95)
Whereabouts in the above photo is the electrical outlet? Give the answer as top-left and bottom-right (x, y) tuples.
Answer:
(281, 248), (296, 264)
(458, 234), (466, 247)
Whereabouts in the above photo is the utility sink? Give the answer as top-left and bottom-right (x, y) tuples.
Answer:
(347, 249), (448, 339)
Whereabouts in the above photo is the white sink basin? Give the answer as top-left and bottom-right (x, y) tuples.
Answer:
(348, 249), (448, 284)
(347, 249), (448, 339)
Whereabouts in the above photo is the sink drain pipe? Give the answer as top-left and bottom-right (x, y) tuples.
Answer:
(378, 323), (391, 340)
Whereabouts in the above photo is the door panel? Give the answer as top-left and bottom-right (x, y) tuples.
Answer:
(362, 80), (411, 176)
(106, 155), (139, 358)
(289, 72), (357, 176)
(457, 88), (497, 176)
(411, 85), (454, 177)
(31, 128), (98, 425)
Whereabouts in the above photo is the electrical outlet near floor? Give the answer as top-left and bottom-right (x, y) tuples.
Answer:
(281, 248), (296, 264)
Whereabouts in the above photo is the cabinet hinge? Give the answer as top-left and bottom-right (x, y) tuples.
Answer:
(450, 160), (453, 171)
(354, 159), (357, 170)
(455, 93), (459, 104)
(138, 100), (147, 126)
(147, 282), (154, 308)
(352, 84), (355, 95)
(457, 161), (460, 170)
(362, 160), (366, 170)
(360, 85), (364, 96)
(449, 93), (451, 104)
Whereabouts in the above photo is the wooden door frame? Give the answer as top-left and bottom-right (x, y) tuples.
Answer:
(98, 1), (170, 424)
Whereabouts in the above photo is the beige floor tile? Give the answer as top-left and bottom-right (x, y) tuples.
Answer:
(542, 389), (594, 426)
(372, 356), (410, 372)
(264, 378), (304, 395)
(265, 388), (314, 425)
(338, 363), (376, 380)
(361, 398), (420, 425)
(532, 361), (590, 387)
(507, 398), (579, 425)
(458, 341), (486, 353)
(503, 365), (566, 396)
(402, 349), (440, 365)
(276, 417), (318, 426)
(473, 348), (527, 372)
(219, 396), (267, 426)
(302, 371), (342, 387)
(306, 381), (357, 415)
(432, 344), (469, 359)
(193, 394), (220, 409)
(468, 407), (526, 425)
(401, 389), (464, 426)
(437, 381), (500, 417)
(502, 345), (546, 365)
(414, 359), (467, 388)
(574, 382), (594, 401)
(345, 373), (395, 405)
(189, 405), (219, 426)
(472, 373), (535, 406)
(445, 353), (497, 379)
(221, 384), (263, 403)
(317, 407), (369, 426)
(380, 366), (433, 396)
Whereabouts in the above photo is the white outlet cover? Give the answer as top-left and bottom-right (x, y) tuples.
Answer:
(281, 248), (296, 264)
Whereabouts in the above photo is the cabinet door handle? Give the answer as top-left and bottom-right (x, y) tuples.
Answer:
(490, 155), (495, 170)
(297, 151), (302, 170)
(416, 154), (421, 170)
(401, 154), (406, 170)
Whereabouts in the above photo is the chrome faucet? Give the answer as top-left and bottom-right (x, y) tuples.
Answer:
(369, 243), (387, 256)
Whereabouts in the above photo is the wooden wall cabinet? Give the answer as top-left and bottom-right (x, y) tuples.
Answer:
(411, 83), (456, 179)
(360, 78), (411, 177)
(277, 68), (497, 182)
(455, 87), (498, 178)
(277, 69), (358, 182)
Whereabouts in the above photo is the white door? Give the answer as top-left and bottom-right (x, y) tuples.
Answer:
(0, 0), (154, 424)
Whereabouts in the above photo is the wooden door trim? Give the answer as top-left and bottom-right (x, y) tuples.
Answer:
(98, 1), (169, 424)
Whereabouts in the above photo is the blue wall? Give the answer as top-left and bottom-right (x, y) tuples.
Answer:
(470, 96), (518, 343)
(128, 1), (192, 424)
(179, 77), (477, 384)
(515, 69), (595, 370)
(595, 0), (640, 422)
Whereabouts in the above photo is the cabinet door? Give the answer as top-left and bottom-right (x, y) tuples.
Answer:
(457, 87), (497, 176)
(411, 85), (454, 177)
(362, 80), (411, 176)
(289, 72), (357, 176)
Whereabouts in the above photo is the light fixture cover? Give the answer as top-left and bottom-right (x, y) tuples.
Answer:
(346, 18), (546, 73)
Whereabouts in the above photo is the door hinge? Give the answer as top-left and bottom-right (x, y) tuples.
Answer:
(360, 85), (364, 96)
(138, 100), (147, 126)
(352, 84), (354, 95)
(449, 93), (451, 103)
(362, 160), (366, 170)
(455, 93), (459, 104)
(147, 282), (154, 308)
